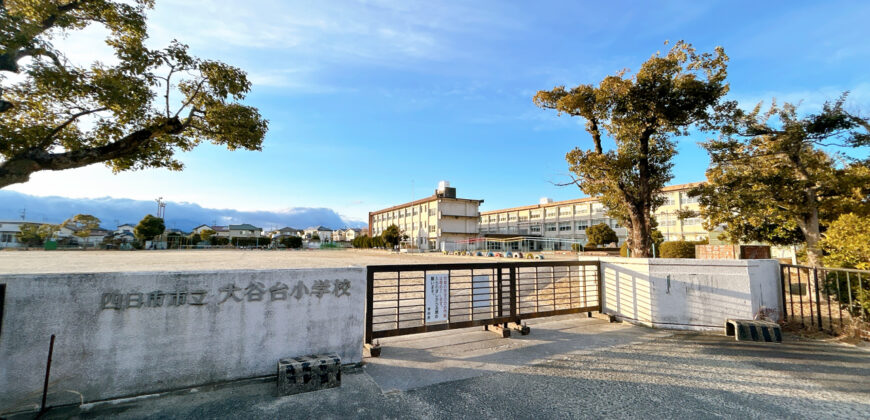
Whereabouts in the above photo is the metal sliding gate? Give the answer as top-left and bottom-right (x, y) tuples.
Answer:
(365, 260), (601, 349)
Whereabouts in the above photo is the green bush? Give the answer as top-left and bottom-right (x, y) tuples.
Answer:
(571, 243), (581, 252)
(659, 241), (697, 258)
(210, 236), (230, 246)
(280, 236), (303, 249)
(229, 237), (269, 247)
(352, 234), (386, 249)
(586, 223), (618, 247)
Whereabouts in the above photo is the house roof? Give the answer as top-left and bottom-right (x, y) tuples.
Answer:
(210, 225), (229, 232)
(192, 224), (210, 230)
(0, 220), (42, 232)
(229, 224), (261, 230)
(275, 227), (301, 233)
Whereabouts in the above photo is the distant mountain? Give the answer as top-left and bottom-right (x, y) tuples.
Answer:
(0, 190), (365, 231)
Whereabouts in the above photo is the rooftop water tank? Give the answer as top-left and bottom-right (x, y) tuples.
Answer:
(437, 180), (450, 192)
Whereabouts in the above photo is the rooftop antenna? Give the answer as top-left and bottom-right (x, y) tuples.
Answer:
(20, 208), (25, 220)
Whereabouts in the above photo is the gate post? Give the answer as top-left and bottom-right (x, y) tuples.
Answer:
(497, 267), (504, 318)
(364, 267), (380, 357)
(779, 264), (788, 321)
(509, 266), (517, 321)
(813, 267), (823, 330)
(596, 261), (604, 314)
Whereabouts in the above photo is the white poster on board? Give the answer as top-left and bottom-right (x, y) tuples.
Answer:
(425, 273), (449, 323)
(471, 275), (491, 309)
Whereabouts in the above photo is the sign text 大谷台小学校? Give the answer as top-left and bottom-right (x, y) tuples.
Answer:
(99, 279), (352, 310)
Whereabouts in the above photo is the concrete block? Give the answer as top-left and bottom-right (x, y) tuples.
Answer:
(725, 319), (782, 343)
(277, 354), (341, 396)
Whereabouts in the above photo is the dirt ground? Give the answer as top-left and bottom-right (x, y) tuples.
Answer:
(0, 249), (575, 275)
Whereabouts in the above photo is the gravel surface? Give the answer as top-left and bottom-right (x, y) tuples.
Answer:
(0, 249), (570, 274)
(27, 326), (870, 419)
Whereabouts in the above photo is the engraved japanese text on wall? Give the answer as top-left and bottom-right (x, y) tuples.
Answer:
(100, 279), (352, 310)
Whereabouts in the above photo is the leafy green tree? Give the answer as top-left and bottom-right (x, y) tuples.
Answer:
(692, 96), (870, 266)
(534, 41), (730, 257)
(62, 213), (100, 246)
(585, 223), (618, 247)
(651, 228), (665, 250)
(134, 214), (164, 241)
(188, 232), (201, 244)
(37, 223), (59, 240)
(280, 235), (302, 249)
(311, 232), (320, 241)
(821, 213), (870, 270)
(15, 223), (42, 246)
(198, 228), (216, 242)
(381, 224), (402, 249)
(0, 1), (268, 188)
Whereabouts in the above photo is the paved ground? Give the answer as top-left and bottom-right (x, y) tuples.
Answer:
(23, 316), (870, 419)
(0, 249), (572, 274)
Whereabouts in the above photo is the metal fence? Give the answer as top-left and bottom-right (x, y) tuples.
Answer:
(365, 261), (600, 344)
(780, 264), (870, 333)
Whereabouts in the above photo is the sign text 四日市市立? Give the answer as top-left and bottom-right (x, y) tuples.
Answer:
(100, 279), (352, 310)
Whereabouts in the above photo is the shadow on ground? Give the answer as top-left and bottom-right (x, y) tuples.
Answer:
(19, 316), (870, 419)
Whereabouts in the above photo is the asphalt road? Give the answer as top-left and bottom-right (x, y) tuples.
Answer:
(24, 321), (870, 419)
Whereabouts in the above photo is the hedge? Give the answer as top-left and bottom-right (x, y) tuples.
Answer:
(280, 236), (303, 249)
(659, 241), (698, 258)
(229, 237), (270, 247)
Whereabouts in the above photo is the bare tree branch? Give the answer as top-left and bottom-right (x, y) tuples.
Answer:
(40, 107), (109, 147)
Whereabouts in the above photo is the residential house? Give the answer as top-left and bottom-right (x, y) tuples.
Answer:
(112, 223), (136, 243)
(270, 227), (302, 239)
(58, 225), (111, 247)
(0, 220), (42, 248)
(191, 224), (212, 235)
(303, 226), (333, 242)
(210, 225), (230, 238)
(228, 224), (262, 238)
(115, 224), (135, 235)
(336, 228), (364, 242)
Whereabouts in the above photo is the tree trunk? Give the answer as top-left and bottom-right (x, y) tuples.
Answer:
(627, 205), (652, 258)
(803, 203), (823, 268)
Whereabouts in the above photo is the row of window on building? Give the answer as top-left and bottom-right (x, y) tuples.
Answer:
(481, 194), (701, 225)
(372, 205), (437, 223)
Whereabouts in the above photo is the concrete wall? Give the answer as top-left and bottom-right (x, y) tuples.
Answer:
(583, 257), (781, 331)
(0, 267), (364, 414)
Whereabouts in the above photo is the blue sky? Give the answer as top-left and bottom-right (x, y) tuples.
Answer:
(6, 0), (870, 223)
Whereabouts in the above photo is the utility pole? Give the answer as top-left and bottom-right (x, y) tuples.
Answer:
(155, 197), (166, 219)
(19, 208), (25, 220)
